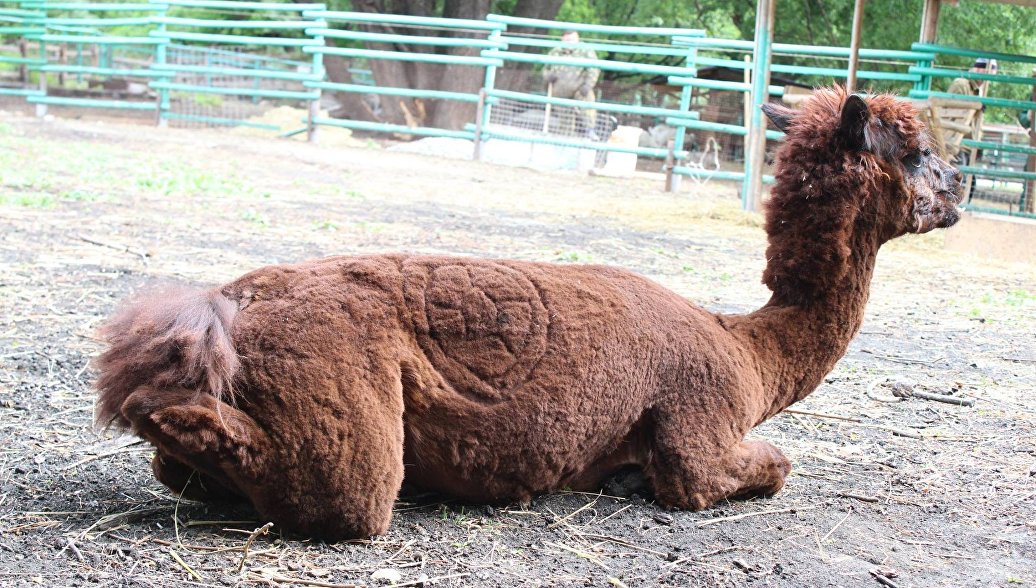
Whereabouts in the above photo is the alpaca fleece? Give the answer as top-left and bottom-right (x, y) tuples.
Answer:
(95, 88), (964, 540)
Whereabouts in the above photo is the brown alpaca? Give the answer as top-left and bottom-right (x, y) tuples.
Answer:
(95, 88), (963, 540)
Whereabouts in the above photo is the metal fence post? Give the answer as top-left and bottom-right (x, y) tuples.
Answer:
(742, 0), (775, 211)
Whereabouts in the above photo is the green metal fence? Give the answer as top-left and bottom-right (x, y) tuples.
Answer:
(149, 0), (324, 136)
(301, 9), (504, 142)
(0, 1), (45, 99)
(666, 35), (936, 205)
(21, 1), (169, 115)
(4, 8), (1035, 217)
(471, 14), (704, 165)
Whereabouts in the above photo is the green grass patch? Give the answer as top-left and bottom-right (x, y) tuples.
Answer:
(0, 190), (55, 208)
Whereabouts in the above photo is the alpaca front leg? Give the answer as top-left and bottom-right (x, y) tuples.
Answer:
(649, 439), (791, 511)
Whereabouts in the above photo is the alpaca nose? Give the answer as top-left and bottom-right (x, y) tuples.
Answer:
(952, 168), (963, 184)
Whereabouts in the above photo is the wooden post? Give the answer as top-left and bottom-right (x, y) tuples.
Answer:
(743, 54), (751, 151)
(664, 139), (676, 192)
(307, 98), (320, 144)
(17, 39), (28, 83)
(1026, 68), (1036, 213)
(846, 0), (866, 93)
(473, 89), (487, 161)
(743, 0), (775, 211)
(920, 0), (941, 43)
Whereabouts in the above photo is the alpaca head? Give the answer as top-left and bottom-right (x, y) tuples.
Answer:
(763, 88), (963, 237)
(759, 88), (963, 302)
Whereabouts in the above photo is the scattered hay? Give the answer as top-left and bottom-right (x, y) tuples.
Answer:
(232, 106), (361, 147)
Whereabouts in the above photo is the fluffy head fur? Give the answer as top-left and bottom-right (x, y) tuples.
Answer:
(94, 287), (239, 430)
(760, 88), (962, 305)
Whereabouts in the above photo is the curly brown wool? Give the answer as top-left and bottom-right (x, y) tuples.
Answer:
(94, 87), (963, 540)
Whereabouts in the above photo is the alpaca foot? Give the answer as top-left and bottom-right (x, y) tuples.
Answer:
(650, 440), (791, 511)
(728, 440), (792, 500)
(152, 452), (244, 503)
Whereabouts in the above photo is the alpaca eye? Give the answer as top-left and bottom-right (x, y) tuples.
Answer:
(904, 152), (923, 168)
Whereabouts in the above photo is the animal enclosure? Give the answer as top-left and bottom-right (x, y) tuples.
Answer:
(1, 110), (1034, 587)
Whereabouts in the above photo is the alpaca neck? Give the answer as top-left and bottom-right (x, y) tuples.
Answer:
(735, 226), (881, 424)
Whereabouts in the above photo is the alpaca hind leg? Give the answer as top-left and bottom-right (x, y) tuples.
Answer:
(234, 364), (406, 540)
(648, 434), (791, 511)
(119, 386), (270, 501)
(151, 452), (244, 503)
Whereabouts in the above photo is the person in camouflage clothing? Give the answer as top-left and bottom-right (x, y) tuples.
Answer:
(944, 58), (997, 163)
(543, 30), (601, 137)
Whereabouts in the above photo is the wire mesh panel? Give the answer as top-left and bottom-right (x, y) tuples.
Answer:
(476, 16), (704, 174)
(488, 90), (599, 139)
(150, 0), (324, 135)
(162, 43), (316, 129)
(966, 126), (1033, 213)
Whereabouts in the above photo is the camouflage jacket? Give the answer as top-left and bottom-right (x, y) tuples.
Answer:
(544, 45), (600, 98)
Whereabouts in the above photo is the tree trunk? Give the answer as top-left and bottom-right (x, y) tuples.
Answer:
(323, 0), (563, 132)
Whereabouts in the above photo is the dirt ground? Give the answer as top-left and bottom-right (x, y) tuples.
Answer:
(0, 108), (1034, 588)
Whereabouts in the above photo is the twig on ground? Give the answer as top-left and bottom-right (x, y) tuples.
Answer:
(559, 489), (629, 501)
(838, 492), (879, 503)
(169, 548), (203, 581)
(547, 541), (610, 570)
(59, 439), (146, 471)
(888, 427), (924, 439)
(662, 545), (743, 569)
(384, 538), (416, 563)
(696, 506), (814, 527)
(866, 378), (904, 403)
(151, 537), (272, 556)
(186, 519), (258, 527)
(851, 422), (926, 439)
(869, 569), (902, 588)
(548, 494), (600, 528)
(896, 388), (976, 407)
(236, 522), (274, 573)
(573, 531), (668, 557)
(595, 504), (633, 524)
(820, 508), (852, 543)
(173, 470), (197, 548)
(81, 506), (168, 538)
(77, 234), (150, 260)
(61, 537), (85, 562)
(249, 574), (358, 588)
(393, 573), (471, 587)
(784, 408), (861, 422)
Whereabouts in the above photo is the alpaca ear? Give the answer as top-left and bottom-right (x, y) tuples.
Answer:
(761, 103), (795, 132)
(837, 94), (870, 151)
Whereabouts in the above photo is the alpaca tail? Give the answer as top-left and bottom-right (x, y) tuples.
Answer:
(94, 287), (240, 430)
